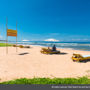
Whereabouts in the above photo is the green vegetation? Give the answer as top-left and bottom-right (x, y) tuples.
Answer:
(0, 77), (90, 84)
(0, 43), (12, 47)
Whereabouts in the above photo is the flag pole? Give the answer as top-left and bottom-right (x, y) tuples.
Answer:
(16, 21), (17, 52)
(6, 17), (8, 54)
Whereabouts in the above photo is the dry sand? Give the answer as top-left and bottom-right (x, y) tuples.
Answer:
(0, 45), (90, 82)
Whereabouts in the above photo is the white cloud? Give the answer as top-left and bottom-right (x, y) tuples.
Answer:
(22, 39), (30, 41)
(71, 39), (81, 41)
(71, 38), (90, 41)
(44, 38), (60, 42)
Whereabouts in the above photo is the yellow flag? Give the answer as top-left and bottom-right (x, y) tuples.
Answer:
(7, 29), (17, 37)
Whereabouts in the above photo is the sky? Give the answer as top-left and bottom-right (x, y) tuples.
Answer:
(0, 0), (90, 41)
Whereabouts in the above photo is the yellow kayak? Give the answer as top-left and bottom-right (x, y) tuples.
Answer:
(72, 54), (90, 62)
(40, 48), (60, 54)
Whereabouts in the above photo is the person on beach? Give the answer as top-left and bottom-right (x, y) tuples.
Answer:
(48, 47), (50, 50)
(52, 45), (56, 51)
(47, 47), (51, 51)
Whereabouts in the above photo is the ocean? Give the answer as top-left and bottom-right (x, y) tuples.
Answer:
(1, 41), (90, 51)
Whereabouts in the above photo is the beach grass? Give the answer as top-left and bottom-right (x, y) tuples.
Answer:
(0, 43), (12, 47)
(0, 77), (90, 84)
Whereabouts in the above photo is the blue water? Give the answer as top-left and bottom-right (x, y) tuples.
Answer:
(1, 41), (90, 51)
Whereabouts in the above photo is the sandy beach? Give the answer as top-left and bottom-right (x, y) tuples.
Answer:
(0, 45), (90, 82)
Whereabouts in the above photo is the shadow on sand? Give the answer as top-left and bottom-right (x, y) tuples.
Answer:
(49, 52), (68, 55)
(18, 52), (29, 55)
(79, 59), (90, 63)
(59, 52), (68, 55)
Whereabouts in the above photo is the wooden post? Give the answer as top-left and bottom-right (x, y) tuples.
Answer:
(6, 17), (8, 54)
